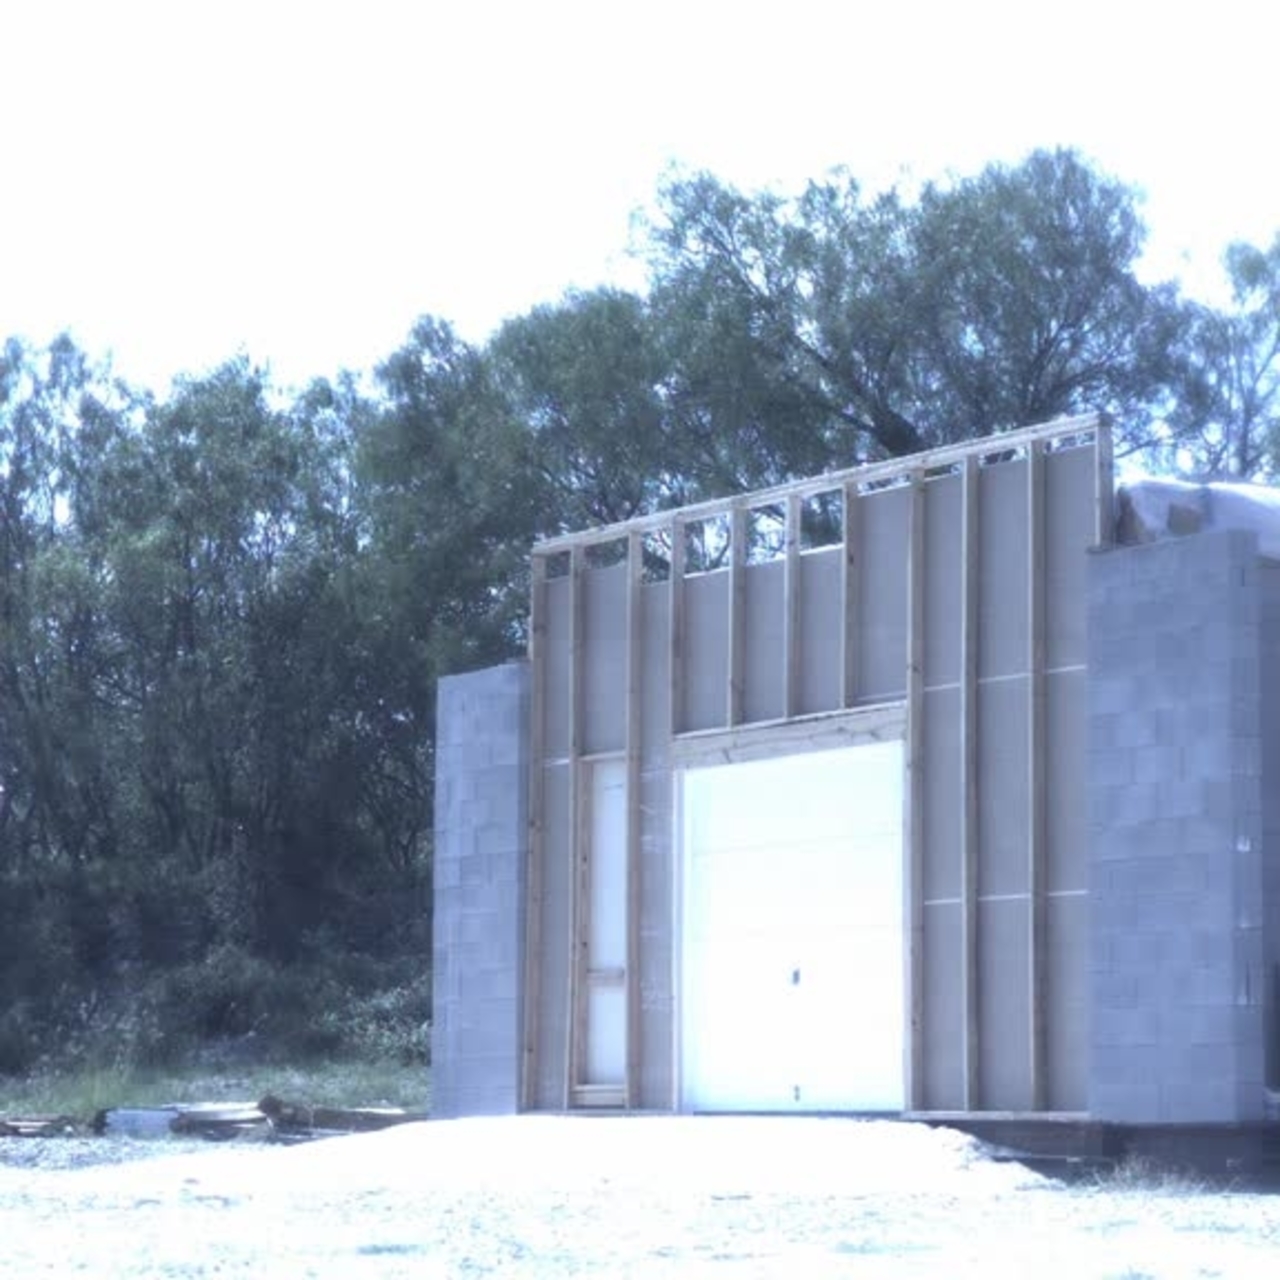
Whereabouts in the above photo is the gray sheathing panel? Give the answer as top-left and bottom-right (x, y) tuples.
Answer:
(1046, 669), (1088, 894)
(923, 471), (962, 690)
(640, 584), (670, 762)
(922, 901), (964, 1110)
(978, 459), (1030, 680)
(638, 765), (674, 1109)
(743, 558), (786, 723)
(1045, 445), (1095, 670)
(681, 570), (729, 732)
(534, 761), (572, 1109)
(855, 486), (909, 701)
(922, 686), (962, 903)
(581, 562), (627, 756)
(977, 677), (1030, 897)
(543, 575), (572, 758)
(1261, 561), (1280, 1090)
(1046, 892), (1088, 1110)
(798, 549), (843, 716)
(979, 896), (1032, 1110)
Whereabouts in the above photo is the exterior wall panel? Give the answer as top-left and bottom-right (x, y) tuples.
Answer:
(923, 471), (963, 689)
(922, 901), (964, 1109)
(639, 584), (670, 762)
(1045, 445), (1095, 670)
(581, 562), (627, 756)
(922, 687), (962, 903)
(856, 486), (910, 702)
(1046, 892), (1088, 1110)
(681, 571), (729, 732)
(542, 575), (572, 759)
(1046, 669), (1088, 894)
(743, 559), (786, 723)
(798, 550), (844, 716)
(979, 897), (1032, 1110)
(977, 678), (1030, 897)
(978, 460), (1030, 680)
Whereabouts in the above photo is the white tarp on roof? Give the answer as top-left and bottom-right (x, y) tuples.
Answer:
(1117, 478), (1280, 560)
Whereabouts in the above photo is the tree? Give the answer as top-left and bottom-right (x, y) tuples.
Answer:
(488, 288), (681, 531)
(1164, 235), (1280, 479)
(643, 150), (1186, 470)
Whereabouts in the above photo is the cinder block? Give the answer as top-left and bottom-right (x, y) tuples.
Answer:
(1161, 1004), (1235, 1047)
(1092, 1004), (1160, 1047)
(1161, 1078), (1237, 1123)
(1091, 1082), (1161, 1124)
(1180, 966), (1232, 1008)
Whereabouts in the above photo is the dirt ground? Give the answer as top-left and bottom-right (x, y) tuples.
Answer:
(2, 1117), (1278, 1277)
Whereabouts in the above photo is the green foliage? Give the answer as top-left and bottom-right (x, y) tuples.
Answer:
(4, 1056), (428, 1118)
(642, 150), (1188, 469)
(1163, 234), (1280, 478)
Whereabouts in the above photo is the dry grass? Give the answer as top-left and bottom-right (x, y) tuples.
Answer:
(1, 1059), (429, 1122)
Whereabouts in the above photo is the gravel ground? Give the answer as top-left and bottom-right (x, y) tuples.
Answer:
(2, 1117), (1279, 1277)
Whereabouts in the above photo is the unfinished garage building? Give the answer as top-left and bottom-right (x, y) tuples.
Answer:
(432, 413), (1280, 1168)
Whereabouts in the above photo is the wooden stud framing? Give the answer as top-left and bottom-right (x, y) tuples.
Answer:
(521, 553), (550, 1111)
(523, 414), (1110, 1118)
(624, 530), (644, 1108)
(1027, 441), (1048, 1110)
(903, 472), (926, 1110)
(841, 481), (860, 709)
(959, 456), (981, 1111)
(727, 506), (747, 727)
(564, 546), (586, 1110)
(783, 492), (803, 719)
(534, 413), (1105, 557)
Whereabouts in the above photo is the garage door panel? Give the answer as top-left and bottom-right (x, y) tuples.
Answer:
(680, 740), (905, 1113)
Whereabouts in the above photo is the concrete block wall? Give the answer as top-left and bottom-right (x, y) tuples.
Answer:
(431, 662), (529, 1118)
(1088, 529), (1274, 1122)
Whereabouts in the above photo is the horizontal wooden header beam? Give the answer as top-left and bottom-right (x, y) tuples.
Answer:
(533, 413), (1110, 556)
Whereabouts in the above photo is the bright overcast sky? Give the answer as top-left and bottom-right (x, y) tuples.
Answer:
(3, 0), (1277, 394)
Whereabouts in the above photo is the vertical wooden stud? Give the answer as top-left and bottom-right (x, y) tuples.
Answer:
(521, 552), (549, 1111)
(564, 545), (586, 1108)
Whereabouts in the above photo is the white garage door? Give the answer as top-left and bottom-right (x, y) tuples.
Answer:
(679, 740), (905, 1112)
